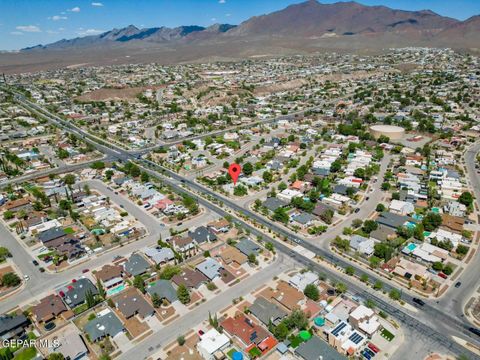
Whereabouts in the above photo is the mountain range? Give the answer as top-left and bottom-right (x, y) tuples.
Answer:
(1, 0), (479, 73)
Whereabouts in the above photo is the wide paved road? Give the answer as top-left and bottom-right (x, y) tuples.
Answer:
(436, 141), (480, 321)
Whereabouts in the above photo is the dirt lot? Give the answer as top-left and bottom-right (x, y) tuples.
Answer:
(75, 85), (166, 102)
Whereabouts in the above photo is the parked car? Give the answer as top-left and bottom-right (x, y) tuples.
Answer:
(438, 272), (448, 279)
(361, 350), (371, 360)
(198, 329), (204, 336)
(364, 348), (375, 357)
(23, 275), (30, 281)
(82, 269), (90, 273)
(44, 322), (56, 331)
(368, 343), (380, 353)
(32, 260), (39, 266)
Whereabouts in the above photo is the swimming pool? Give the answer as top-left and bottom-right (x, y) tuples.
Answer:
(405, 221), (417, 229)
(107, 284), (125, 296)
(406, 243), (417, 252)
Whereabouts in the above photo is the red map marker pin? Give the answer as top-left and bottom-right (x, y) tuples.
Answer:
(228, 163), (241, 185)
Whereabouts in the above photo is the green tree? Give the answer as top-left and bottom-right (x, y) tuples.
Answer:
(247, 253), (257, 265)
(262, 171), (273, 183)
(3, 210), (14, 220)
(369, 256), (381, 268)
(374, 243), (394, 261)
(458, 192), (474, 207)
(373, 280), (383, 290)
(273, 322), (289, 341)
(133, 275), (145, 293)
(177, 284), (190, 304)
(85, 289), (96, 308)
(273, 207), (289, 224)
(303, 284), (319, 301)
(362, 220), (378, 234)
(151, 293), (162, 308)
(160, 265), (182, 280)
(242, 162), (253, 176)
(376, 203), (386, 212)
(365, 299), (376, 309)
(0, 247), (11, 261)
(345, 266), (355, 276)
(335, 282), (347, 294)
(234, 185), (248, 197)
(48, 353), (65, 360)
(330, 160), (341, 173)
(389, 288), (401, 300)
(1, 272), (20, 287)
(97, 279), (106, 299)
(177, 335), (186, 346)
(63, 174), (76, 188)
(141, 172), (150, 183)
(422, 212), (442, 231)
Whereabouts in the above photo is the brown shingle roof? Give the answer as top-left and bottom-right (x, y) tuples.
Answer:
(95, 264), (123, 282)
(171, 268), (208, 289)
(32, 294), (67, 323)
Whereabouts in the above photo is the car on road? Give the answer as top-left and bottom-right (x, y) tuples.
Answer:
(354, 208), (360, 213)
(82, 269), (90, 273)
(177, 222), (183, 226)
(365, 196), (370, 201)
(120, 204), (124, 208)
(32, 260), (39, 266)
(23, 275), (30, 281)
(412, 298), (425, 306)
(455, 281), (462, 288)
(469, 327), (480, 337)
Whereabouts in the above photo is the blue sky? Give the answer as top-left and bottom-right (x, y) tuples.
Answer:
(0, 0), (479, 50)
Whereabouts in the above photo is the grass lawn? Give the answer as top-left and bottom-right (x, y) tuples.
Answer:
(64, 227), (75, 234)
(227, 348), (237, 359)
(14, 346), (37, 360)
(38, 251), (55, 260)
(289, 335), (304, 348)
(248, 347), (262, 358)
(73, 303), (89, 315)
(381, 328), (394, 341)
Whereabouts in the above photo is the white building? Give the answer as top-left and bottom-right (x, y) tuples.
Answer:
(197, 329), (230, 360)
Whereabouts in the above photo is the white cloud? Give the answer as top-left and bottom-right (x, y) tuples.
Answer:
(219, 0), (226, 3)
(76, 28), (104, 36)
(50, 15), (68, 21)
(211, 18), (217, 22)
(10, 31), (23, 35)
(225, 13), (232, 17)
(70, 6), (81, 12)
(91, 2), (104, 6)
(16, 25), (41, 33)
(46, 30), (59, 34)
